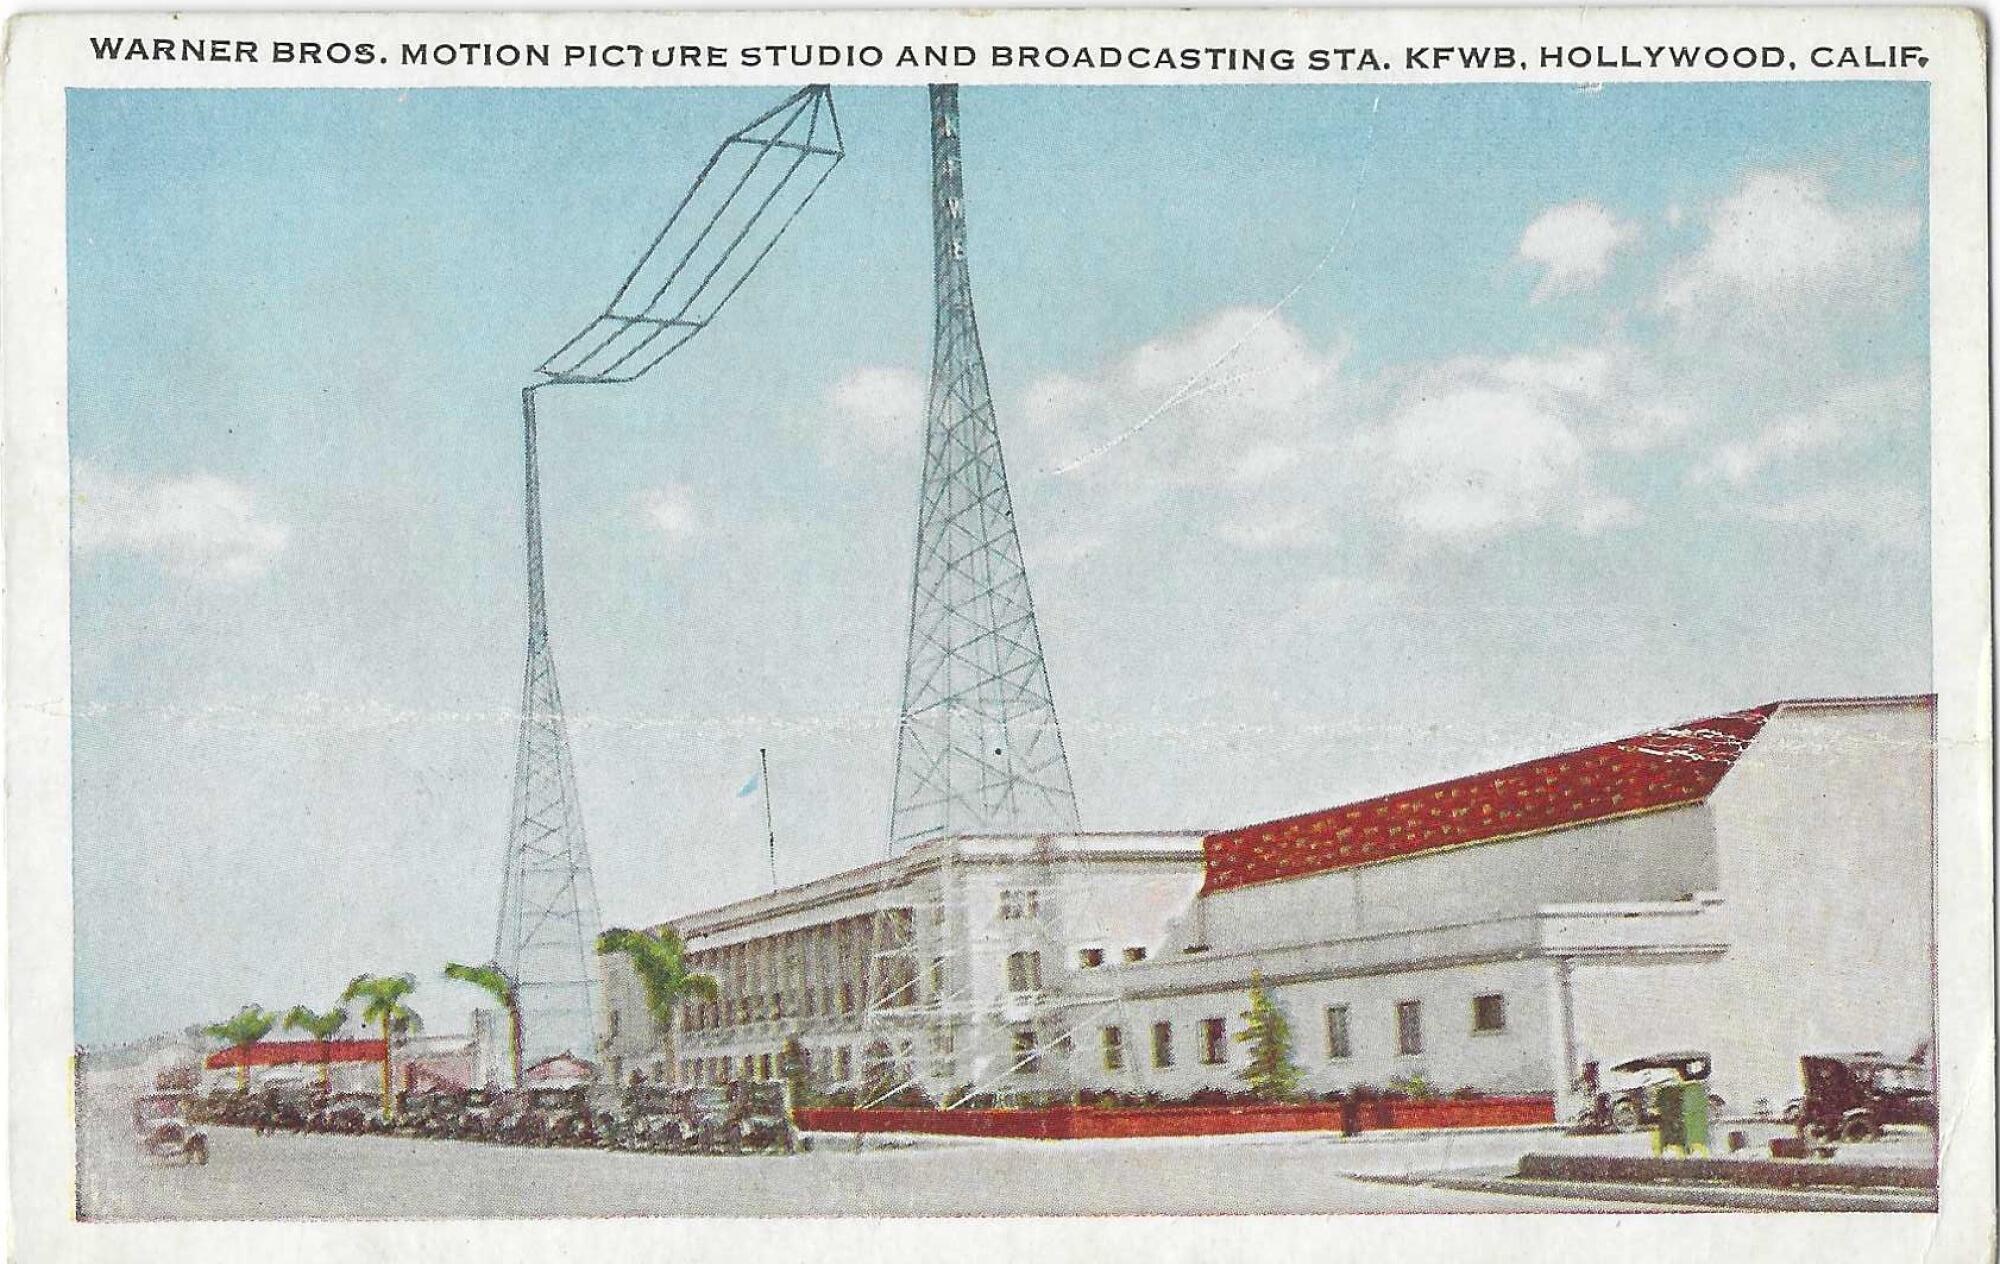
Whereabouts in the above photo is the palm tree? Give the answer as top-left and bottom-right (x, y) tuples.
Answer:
(444, 961), (523, 1089)
(339, 973), (421, 1117)
(204, 1005), (279, 1092)
(282, 1005), (349, 1093)
(595, 926), (719, 1083)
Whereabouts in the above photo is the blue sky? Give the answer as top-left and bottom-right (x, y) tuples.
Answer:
(69, 83), (1929, 1045)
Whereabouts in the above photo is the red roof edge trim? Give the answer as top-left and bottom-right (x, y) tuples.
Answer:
(1201, 704), (1779, 894)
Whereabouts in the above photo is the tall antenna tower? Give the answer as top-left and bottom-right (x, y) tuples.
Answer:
(493, 85), (843, 1066)
(887, 84), (1081, 852)
(493, 385), (604, 1063)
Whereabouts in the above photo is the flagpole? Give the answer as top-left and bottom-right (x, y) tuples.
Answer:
(760, 747), (777, 892)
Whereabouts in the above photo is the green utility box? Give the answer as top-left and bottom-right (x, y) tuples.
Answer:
(1651, 1081), (1712, 1156)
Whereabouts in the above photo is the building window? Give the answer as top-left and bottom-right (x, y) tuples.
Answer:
(1079, 947), (1106, 968)
(1102, 1026), (1125, 1071)
(1473, 993), (1506, 1033)
(1006, 950), (1043, 993)
(1396, 1000), (1424, 1056)
(841, 984), (854, 1014)
(1201, 1017), (1228, 1065)
(931, 957), (946, 1000)
(1326, 1005), (1352, 1059)
(1152, 1021), (1174, 1068)
(1123, 946), (1148, 963)
(760, 1052), (773, 1080)
(836, 1047), (852, 1082)
(999, 888), (1040, 920)
(1012, 1028), (1040, 1073)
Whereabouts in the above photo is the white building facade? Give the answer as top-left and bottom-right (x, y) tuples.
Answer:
(1071, 696), (1936, 1118)
(602, 696), (1935, 1119)
(598, 832), (1208, 1099)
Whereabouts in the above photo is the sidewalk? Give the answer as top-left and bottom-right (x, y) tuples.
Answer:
(1356, 1168), (1937, 1212)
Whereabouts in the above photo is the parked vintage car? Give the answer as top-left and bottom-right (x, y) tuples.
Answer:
(729, 1081), (801, 1154)
(1796, 1053), (1937, 1141)
(134, 1092), (209, 1165)
(1598, 1052), (1726, 1132)
(396, 1090), (469, 1139)
(307, 1093), (373, 1135)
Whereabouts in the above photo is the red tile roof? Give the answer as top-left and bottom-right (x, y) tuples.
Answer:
(1201, 704), (1778, 894)
(205, 1038), (387, 1069)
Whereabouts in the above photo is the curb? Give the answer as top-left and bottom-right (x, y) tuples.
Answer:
(1355, 1170), (1939, 1213)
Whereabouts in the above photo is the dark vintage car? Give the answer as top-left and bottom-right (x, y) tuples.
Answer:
(134, 1092), (209, 1165)
(1596, 1052), (1726, 1133)
(736, 1082), (801, 1154)
(1796, 1053), (1936, 1141)
(396, 1090), (469, 1139)
(529, 1087), (601, 1147)
(307, 1093), (373, 1135)
(454, 1089), (522, 1143)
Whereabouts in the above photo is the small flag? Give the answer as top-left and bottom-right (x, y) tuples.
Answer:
(736, 772), (761, 799)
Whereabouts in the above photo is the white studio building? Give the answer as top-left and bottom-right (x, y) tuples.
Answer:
(598, 832), (1211, 1099)
(600, 695), (1937, 1119)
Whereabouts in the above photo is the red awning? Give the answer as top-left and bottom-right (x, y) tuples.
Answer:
(205, 1039), (386, 1069)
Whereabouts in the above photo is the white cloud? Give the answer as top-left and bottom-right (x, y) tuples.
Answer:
(1216, 505), (1323, 551)
(636, 484), (700, 555)
(1012, 306), (1663, 552)
(1022, 306), (1346, 487)
(1517, 201), (1638, 301)
(72, 463), (288, 582)
(1689, 373), (1923, 487)
(1359, 373), (1634, 544)
(827, 365), (925, 455)
(1747, 483), (1926, 549)
(1657, 170), (1920, 329)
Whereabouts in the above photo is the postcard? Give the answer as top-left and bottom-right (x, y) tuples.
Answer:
(4, 7), (1991, 1261)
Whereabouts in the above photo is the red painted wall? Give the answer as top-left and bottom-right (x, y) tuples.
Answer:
(795, 1097), (1554, 1139)
(205, 1039), (387, 1069)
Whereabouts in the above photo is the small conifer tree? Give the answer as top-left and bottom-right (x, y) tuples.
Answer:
(1235, 972), (1304, 1102)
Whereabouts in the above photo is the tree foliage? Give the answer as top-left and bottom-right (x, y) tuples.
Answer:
(340, 972), (421, 1115)
(595, 926), (720, 1058)
(444, 961), (523, 1087)
(282, 1005), (349, 1090)
(205, 1005), (279, 1050)
(340, 973), (422, 1037)
(282, 1005), (348, 1042)
(204, 1004), (280, 1091)
(1234, 972), (1304, 1102)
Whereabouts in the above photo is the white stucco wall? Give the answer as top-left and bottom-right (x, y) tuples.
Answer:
(1565, 699), (1935, 1114)
(1189, 805), (1719, 955)
(1069, 957), (1558, 1098)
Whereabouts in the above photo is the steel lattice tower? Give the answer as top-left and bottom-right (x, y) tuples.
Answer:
(493, 385), (604, 1064)
(888, 85), (1081, 852)
(492, 86), (843, 1069)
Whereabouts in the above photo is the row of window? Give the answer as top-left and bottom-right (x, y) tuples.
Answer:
(683, 982), (863, 1031)
(1004, 945), (1148, 992)
(1078, 945), (1148, 967)
(1090, 995), (1508, 1072)
(680, 993), (1509, 1085)
(680, 1045), (856, 1086)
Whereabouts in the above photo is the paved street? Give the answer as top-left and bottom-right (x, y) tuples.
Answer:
(82, 1065), (1631, 1219)
(85, 1117), (1604, 1219)
(85, 1060), (1931, 1220)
